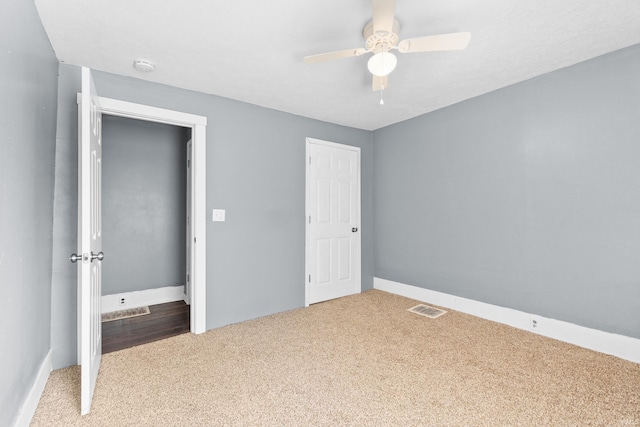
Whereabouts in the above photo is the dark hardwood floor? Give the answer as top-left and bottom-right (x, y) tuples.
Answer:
(102, 301), (190, 354)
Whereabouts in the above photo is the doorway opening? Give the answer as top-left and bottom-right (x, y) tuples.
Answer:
(84, 94), (207, 336)
(100, 116), (191, 353)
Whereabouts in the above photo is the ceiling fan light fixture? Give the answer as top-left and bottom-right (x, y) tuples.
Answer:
(367, 52), (397, 77)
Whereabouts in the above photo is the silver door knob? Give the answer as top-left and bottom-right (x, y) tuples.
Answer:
(69, 253), (82, 263)
(91, 251), (104, 262)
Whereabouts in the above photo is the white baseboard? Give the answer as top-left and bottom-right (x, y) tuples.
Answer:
(102, 285), (185, 314)
(374, 277), (640, 364)
(13, 349), (52, 427)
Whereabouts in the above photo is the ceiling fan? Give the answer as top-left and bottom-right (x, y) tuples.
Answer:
(303, 0), (471, 92)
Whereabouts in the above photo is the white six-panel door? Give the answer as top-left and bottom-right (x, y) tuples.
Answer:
(306, 138), (361, 305)
(79, 67), (103, 415)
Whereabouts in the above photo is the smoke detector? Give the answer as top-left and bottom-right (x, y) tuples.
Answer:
(133, 59), (155, 72)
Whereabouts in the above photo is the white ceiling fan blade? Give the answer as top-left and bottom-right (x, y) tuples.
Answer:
(372, 75), (388, 92)
(372, 0), (396, 35)
(397, 32), (471, 53)
(303, 48), (367, 64)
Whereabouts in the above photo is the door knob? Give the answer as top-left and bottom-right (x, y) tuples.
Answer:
(90, 251), (104, 262)
(69, 253), (82, 263)
(352, 227), (358, 232)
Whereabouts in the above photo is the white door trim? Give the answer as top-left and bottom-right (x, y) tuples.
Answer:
(185, 139), (193, 304)
(97, 96), (207, 126)
(79, 93), (207, 334)
(305, 137), (361, 306)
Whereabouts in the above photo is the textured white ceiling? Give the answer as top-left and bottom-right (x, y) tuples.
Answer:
(35, 0), (640, 130)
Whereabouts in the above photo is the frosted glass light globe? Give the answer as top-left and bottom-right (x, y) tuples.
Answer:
(367, 52), (397, 77)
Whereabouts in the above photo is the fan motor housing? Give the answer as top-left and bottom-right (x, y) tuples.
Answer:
(363, 18), (400, 52)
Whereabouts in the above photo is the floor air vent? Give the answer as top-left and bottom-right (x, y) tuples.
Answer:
(102, 306), (150, 322)
(408, 304), (447, 319)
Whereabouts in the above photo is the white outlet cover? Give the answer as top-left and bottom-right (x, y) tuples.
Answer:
(212, 209), (226, 222)
(531, 318), (539, 329)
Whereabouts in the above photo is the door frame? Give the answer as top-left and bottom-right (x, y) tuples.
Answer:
(185, 139), (193, 304)
(81, 94), (208, 334)
(304, 137), (361, 307)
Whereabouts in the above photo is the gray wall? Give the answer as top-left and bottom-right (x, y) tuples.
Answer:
(374, 44), (640, 339)
(102, 116), (188, 295)
(0, 0), (59, 425)
(50, 64), (374, 369)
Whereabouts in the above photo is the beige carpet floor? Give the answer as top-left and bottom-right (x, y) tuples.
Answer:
(32, 290), (640, 426)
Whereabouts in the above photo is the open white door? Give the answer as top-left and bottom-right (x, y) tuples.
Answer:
(74, 67), (103, 415)
(306, 138), (361, 305)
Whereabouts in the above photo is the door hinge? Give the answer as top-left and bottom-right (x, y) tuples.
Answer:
(187, 159), (190, 168)
(309, 156), (311, 165)
(308, 215), (311, 224)
(308, 274), (311, 283)
(187, 273), (190, 283)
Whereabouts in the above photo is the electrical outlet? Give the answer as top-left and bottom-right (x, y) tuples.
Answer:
(120, 297), (126, 306)
(531, 318), (539, 330)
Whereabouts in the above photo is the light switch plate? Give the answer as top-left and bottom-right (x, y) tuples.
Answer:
(212, 209), (226, 222)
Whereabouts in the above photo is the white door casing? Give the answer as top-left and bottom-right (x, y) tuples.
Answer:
(87, 92), (207, 334)
(185, 139), (193, 303)
(78, 67), (103, 415)
(305, 138), (361, 305)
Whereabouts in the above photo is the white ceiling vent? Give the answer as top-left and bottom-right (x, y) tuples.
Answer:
(408, 304), (446, 319)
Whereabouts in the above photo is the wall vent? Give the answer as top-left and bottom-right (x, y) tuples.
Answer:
(408, 304), (446, 319)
